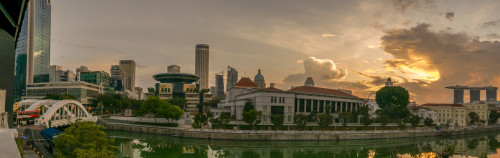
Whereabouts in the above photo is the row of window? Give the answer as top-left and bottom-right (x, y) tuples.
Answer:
(295, 99), (360, 113)
(271, 97), (285, 103)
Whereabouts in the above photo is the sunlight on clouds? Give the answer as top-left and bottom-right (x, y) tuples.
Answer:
(321, 33), (336, 37)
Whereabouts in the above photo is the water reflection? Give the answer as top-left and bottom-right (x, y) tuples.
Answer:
(108, 131), (500, 158)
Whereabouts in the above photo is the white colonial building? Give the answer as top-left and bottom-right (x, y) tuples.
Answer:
(215, 77), (366, 124)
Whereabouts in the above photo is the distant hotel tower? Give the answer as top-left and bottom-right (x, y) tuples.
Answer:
(195, 44), (209, 89)
(14, 0), (52, 101)
(119, 60), (136, 92)
(226, 66), (238, 90)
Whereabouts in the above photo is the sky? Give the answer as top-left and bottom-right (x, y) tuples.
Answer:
(50, 0), (500, 104)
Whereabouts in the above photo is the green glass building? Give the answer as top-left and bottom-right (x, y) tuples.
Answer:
(14, 0), (51, 101)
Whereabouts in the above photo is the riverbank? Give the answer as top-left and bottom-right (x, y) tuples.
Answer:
(99, 119), (500, 141)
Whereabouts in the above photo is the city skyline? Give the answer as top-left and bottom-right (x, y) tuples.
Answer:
(48, 0), (500, 104)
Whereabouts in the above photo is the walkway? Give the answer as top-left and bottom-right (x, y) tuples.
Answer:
(0, 129), (21, 158)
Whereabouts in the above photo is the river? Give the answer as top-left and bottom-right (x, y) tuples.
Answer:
(108, 130), (500, 158)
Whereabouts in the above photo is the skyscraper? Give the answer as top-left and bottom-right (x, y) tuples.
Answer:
(119, 60), (136, 92)
(195, 44), (209, 90)
(14, 0), (51, 101)
(254, 69), (266, 88)
(226, 66), (238, 91)
(215, 72), (224, 96)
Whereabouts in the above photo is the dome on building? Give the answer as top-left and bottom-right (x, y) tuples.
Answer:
(253, 69), (266, 88)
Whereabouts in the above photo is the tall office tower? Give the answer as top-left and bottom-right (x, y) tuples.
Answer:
(254, 69), (266, 88)
(13, 0), (51, 101)
(120, 60), (136, 92)
(110, 65), (125, 91)
(167, 65), (181, 73)
(215, 72), (224, 96)
(226, 66), (238, 91)
(195, 44), (209, 90)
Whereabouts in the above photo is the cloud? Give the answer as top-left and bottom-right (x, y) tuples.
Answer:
(379, 23), (500, 103)
(487, 33), (500, 39)
(390, 0), (436, 13)
(482, 20), (500, 28)
(284, 57), (348, 85)
(445, 12), (454, 21)
(321, 33), (336, 37)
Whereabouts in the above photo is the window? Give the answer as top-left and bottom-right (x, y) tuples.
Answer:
(306, 99), (312, 112)
(288, 106), (292, 112)
(282, 97), (285, 103)
(288, 115), (292, 122)
(271, 97), (273, 103)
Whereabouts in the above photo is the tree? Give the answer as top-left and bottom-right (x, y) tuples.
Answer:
(194, 113), (208, 129)
(136, 96), (166, 122)
(15, 137), (24, 157)
(360, 115), (372, 130)
(379, 114), (390, 127)
(205, 99), (221, 108)
(339, 112), (353, 127)
(489, 110), (499, 125)
(167, 97), (187, 110)
(424, 118), (434, 127)
(409, 115), (421, 129)
(397, 121), (407, 131)
(243, 101), (254, 112)
(375, 86), (410, 109)
(54, 119), (118, 158)
(218, 113), (230, 125)
(358, 106), (370, 116)
(308, 110), (318, 122)
(242, 110), (262, 130)
(294, 114), (309, 130)
(156, 103), (184, 122)
(469, 112), (480, 125)
(317, 113), (333, 130)
(270, 114), (284, 130)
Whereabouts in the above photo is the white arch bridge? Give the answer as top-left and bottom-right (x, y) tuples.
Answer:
(17, 99), (96, 127)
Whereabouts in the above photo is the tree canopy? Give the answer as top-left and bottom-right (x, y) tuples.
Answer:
(53, 119), (118, 158)
(136, 96), (184, 122)
(375, 86), (410, 109)
(294, 114), (309, 130)
(317, 113), (333, 130)
(270, 114), (284, 128)
(242, 110), (262, 130)
(469, 112), (480, 125)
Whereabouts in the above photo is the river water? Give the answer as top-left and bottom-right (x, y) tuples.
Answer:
(108, 130), (500, 158)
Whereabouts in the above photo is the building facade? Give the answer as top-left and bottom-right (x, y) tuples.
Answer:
(215, 72), (224, 97)
(410, 106), (437, 124)
(119, 60), (136, 92)
(217, 77), (365, 124)
(23, 81), (104, 105)
(463, 103), (489, 126)
(14, 0), (52, 101)
(110, 65), (126, 91)
(195, 44), (209, 90)
(226, 66), (238, 91)
(254, 69), (266, 89)
(144, 83), (212, 114)
(50, 65), (75, 82)
(421, 104), (468, 127)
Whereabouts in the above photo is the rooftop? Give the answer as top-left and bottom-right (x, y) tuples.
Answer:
(287, 86), (358, 98)
(234, 77), (258, 88)
(420, 103), (466, 108)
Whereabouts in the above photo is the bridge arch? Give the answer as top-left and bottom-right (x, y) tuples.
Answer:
(37, 100), (94, 127)
(15, 99), (38, 111)
(25, 100), (58, 113)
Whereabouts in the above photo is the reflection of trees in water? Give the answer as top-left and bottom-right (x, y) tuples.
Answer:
(109, 131), (500, 158)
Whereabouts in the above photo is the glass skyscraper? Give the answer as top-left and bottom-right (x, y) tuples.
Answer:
(14, 0), (51, 101)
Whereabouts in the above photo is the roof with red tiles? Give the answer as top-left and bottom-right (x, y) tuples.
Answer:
(287, 86), (358, 98)
(420, 103), (466, 108)
(234, 77), (258, 88)
(261, 87), (283, 91)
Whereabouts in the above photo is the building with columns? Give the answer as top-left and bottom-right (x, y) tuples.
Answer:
(253, 69), (266, 89)
(216, 77), (365, 124)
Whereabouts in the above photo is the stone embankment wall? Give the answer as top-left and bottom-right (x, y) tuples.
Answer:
(99, 120), (500, 141)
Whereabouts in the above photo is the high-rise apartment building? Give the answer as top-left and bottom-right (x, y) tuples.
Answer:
(119, 60), (136, 92)
(215, 72), (224, 96)
(14, 0), (51, 101)
(195, 44), (209, 90)
(226, 66), (238, 91)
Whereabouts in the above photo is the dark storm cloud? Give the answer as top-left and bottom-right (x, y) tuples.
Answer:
(487, 33), (500, 39)
(380, 23), (500, 103)
(359, 73), (388, 86)
(482, 20), (500, 28)
(445, 12), (454, 21)
(390, 0), (436, 13)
